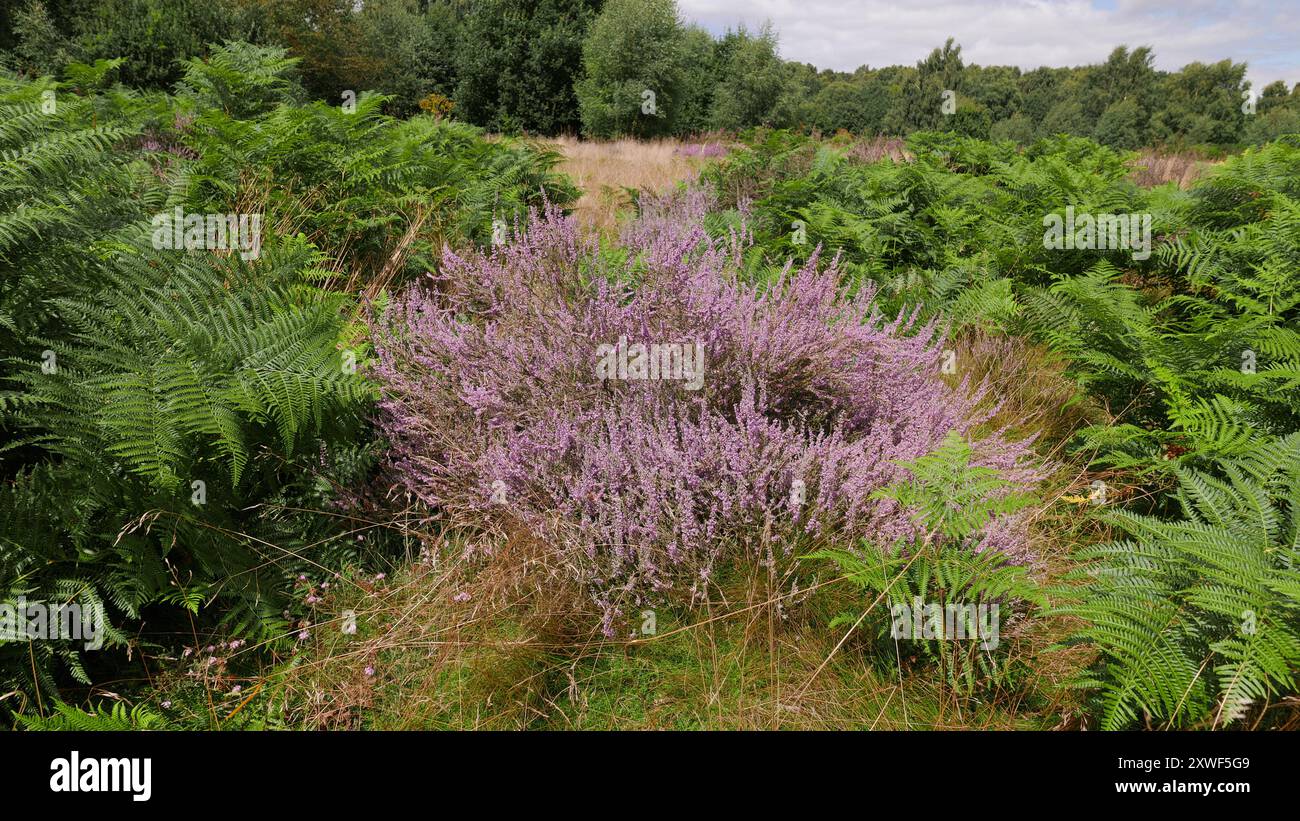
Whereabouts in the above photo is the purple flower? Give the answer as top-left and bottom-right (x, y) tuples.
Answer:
(371, 200), (1042, 631)
(364, 666), (375, 677)
(675, 141), (728, 158)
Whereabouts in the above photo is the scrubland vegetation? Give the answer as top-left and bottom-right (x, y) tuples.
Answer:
(2, 1), (1299, 732)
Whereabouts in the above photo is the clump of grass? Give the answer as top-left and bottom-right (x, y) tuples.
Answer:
(276, 526), (603, 729)
(1127, 150), (1214, 188)
(947, 327), (1107, 453)
(274, 525), (1080, 730)
(844, 134), (912, 164)
(549, 135), (710, 238)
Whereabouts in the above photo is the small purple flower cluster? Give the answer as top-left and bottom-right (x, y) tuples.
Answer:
(180, 639), (249, 695)
(372, 201), (1041, 634)
(618, 183), (736, 252)
(675, 141), (728, 158)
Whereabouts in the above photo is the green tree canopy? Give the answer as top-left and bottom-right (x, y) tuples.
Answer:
(575, 0), (684, 138)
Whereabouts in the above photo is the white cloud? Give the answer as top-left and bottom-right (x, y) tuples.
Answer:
(678, 0), (1300, 93)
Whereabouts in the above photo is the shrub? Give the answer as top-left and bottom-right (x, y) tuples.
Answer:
(809, 432), (1045, 693)
(0, 72), (172, 434)
(1058, 434), (1300, 729)
(71, 0), (249, 89)
(176, 40), (304, 118)
(183, 92), (578, 289)
(575, 0), (685, 138)
(372, 204), (1043, 633)
(1, 240), (376, 700)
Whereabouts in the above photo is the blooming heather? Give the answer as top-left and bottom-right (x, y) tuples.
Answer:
(618, 182), (731, 252)
(675, 141), (728, 158)
(373, 202), (1041, 634)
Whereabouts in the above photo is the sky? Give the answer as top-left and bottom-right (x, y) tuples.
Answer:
(677, 0), (1300, 94)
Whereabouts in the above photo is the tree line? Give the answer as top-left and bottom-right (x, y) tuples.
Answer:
(3, 0), (1299, 147)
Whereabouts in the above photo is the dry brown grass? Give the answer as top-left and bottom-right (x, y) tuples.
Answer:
(949, 328), (1107, 454)
(275, 512), (1086, 729)
(843, 134), (912, 164)
(277, 523), (608, 730)
(1127, 150), (1217, 189)
(548, 136), (709, 238)
(939, 327), (1115, 724)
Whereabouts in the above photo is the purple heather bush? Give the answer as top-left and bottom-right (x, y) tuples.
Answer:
(619, 182), (736, 251)
(372, 199), (1042, 634)
(675, 141), (728, 158)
